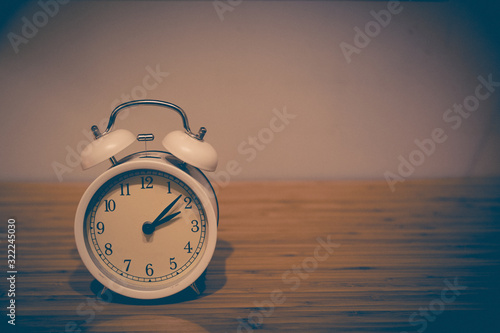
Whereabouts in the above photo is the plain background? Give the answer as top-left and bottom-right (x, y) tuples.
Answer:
(0, 0), (499, 184)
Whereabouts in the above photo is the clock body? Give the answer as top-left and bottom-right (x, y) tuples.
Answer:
(74, 151), (218, 299)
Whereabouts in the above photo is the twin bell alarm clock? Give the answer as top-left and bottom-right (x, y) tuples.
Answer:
(74, 100), (219, 299)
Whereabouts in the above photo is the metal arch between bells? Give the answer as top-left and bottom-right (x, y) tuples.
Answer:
(96, 99), (207, 140)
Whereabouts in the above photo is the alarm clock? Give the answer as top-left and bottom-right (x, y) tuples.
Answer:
(74, 100), (219, 299)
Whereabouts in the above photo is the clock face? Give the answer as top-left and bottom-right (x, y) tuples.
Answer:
(83, 168), (208, 292)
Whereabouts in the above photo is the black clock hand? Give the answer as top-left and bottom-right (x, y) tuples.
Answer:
(143, 195), (182, 235)
(152, 211), (181, 228)
(143, 211), (181, 235)
(153, 194), (182, 224)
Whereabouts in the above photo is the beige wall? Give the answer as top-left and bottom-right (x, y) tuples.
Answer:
(1, 0), (499, 185)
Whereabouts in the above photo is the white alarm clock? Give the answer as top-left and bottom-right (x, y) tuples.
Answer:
(74, 100), (219, 299)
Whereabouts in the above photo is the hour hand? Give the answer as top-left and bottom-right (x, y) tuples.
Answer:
(142, 211), (181, 235)
(153, 211), (181, 228)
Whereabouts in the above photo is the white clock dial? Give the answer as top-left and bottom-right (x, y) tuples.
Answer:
(84, 169), (207, 291)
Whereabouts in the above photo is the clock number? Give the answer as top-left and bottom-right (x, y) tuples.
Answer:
(96, 222), (105, 234)
(141, 176), (153, 189)
(191, 220), (199, 232)
(124, 259), (131, 272)
(184, 241), (192, 253)
(145, 263), (154, 276)
(104, 243), (113, 255)
(170, 257), (177, 270)
(184, 197), (192, 209)
(104, 199), (116, 212)
(167, 181), (171, 194)
(120, 183), (130, 196)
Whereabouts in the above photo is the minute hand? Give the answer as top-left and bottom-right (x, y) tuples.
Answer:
(153, 194), (182, 224)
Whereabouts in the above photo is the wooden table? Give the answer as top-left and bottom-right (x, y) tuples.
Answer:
(1, 179), (499, 332)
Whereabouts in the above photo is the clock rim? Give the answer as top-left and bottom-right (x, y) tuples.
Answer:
(74, 157), (218, 299)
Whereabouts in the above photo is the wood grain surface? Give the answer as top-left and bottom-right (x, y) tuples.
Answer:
(1, 179), (499, 332)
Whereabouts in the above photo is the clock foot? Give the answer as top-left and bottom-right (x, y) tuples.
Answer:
(189, 270), (207, 296)
(99, 286), (108, 298)
(189, 282), (201, 295)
